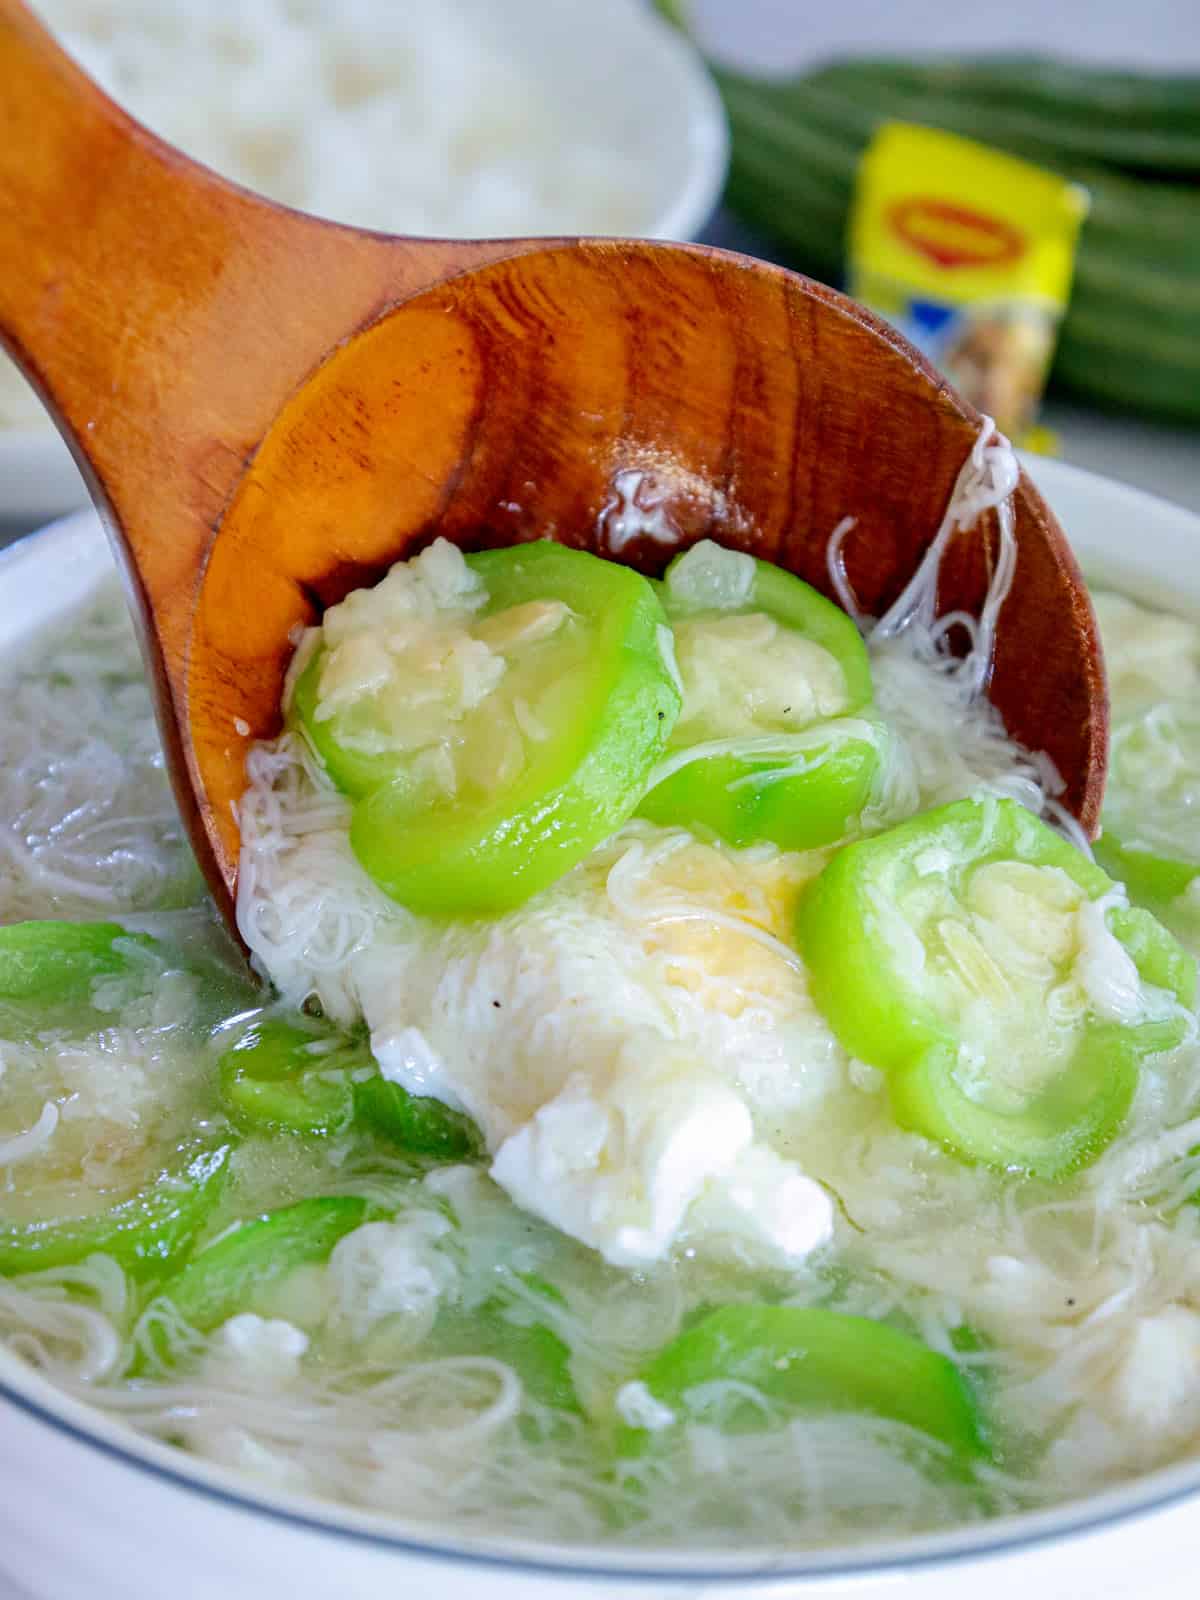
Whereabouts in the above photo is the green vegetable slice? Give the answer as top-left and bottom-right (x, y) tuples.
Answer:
(292, 540), (681, 914)
(218, 1020), (358, 1137)
(638, 541), (883, 849)
(0, 1140), (232, 1279)
(0, 920), (155, 1004)
(144, 1195), (371, 1343)
(482, 1313), (578, 1421)
(1096, 831), (1200, 907)
(218, 1016), (485, 1157)
(439, 1272), (579, 1420)
(1095, 699), (1200, 912)
(617, 1305), (986, 1461)
(797, 797), (1196, 1177)
(354, 1075), (483, 1162)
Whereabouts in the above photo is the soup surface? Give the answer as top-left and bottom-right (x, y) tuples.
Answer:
(1, 515), (1199, 1552)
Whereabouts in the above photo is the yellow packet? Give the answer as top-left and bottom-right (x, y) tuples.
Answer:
(848, 122), (1089, 442)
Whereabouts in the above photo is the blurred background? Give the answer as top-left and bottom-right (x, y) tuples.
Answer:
(2, 0), (1197, 539)
(698, 0), (1197, 72)
(695, 0), (1199, 510)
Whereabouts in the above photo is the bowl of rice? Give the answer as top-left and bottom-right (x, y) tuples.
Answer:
(0, 0), (729, 518)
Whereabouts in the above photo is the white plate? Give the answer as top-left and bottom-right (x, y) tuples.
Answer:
(0, 0), (727, 523)
(3, 459), (1200, 1600)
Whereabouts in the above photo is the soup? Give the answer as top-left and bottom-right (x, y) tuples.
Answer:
(2, 446), (1199, 1551)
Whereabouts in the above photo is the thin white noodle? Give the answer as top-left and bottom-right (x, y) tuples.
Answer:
(0, 1277), (124, 1382)
(825, 516), (864, 625)
(836, 417), (1019, 703)
(643, 720), (885, 795)
(0, 1101), (59, 1167)
(0, 827), (132, 904)
(623, 903), (806, 974)
(828, 419), (1088, 847)
(1044, 798), (1095, 859)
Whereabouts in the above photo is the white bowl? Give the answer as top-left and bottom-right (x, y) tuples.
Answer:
(0, 0), (728, 522)
(2, 456), (1200, 1599)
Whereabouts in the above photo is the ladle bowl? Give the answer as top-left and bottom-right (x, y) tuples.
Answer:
(0, 0), (1106, 934)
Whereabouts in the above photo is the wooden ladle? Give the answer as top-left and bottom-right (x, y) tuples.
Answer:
(0, 0), (1106, 936)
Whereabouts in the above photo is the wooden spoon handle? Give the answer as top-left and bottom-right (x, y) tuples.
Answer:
(0, 0), (520, 550)
(0, 0), (530, 928)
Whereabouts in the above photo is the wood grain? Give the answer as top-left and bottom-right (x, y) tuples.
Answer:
(0, 0), (1107, 935)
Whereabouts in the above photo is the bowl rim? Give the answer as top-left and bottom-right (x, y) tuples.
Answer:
(5, 462), (1200, 1582)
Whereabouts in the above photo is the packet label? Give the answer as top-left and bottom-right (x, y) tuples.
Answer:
(848, 122), (1089, 441)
